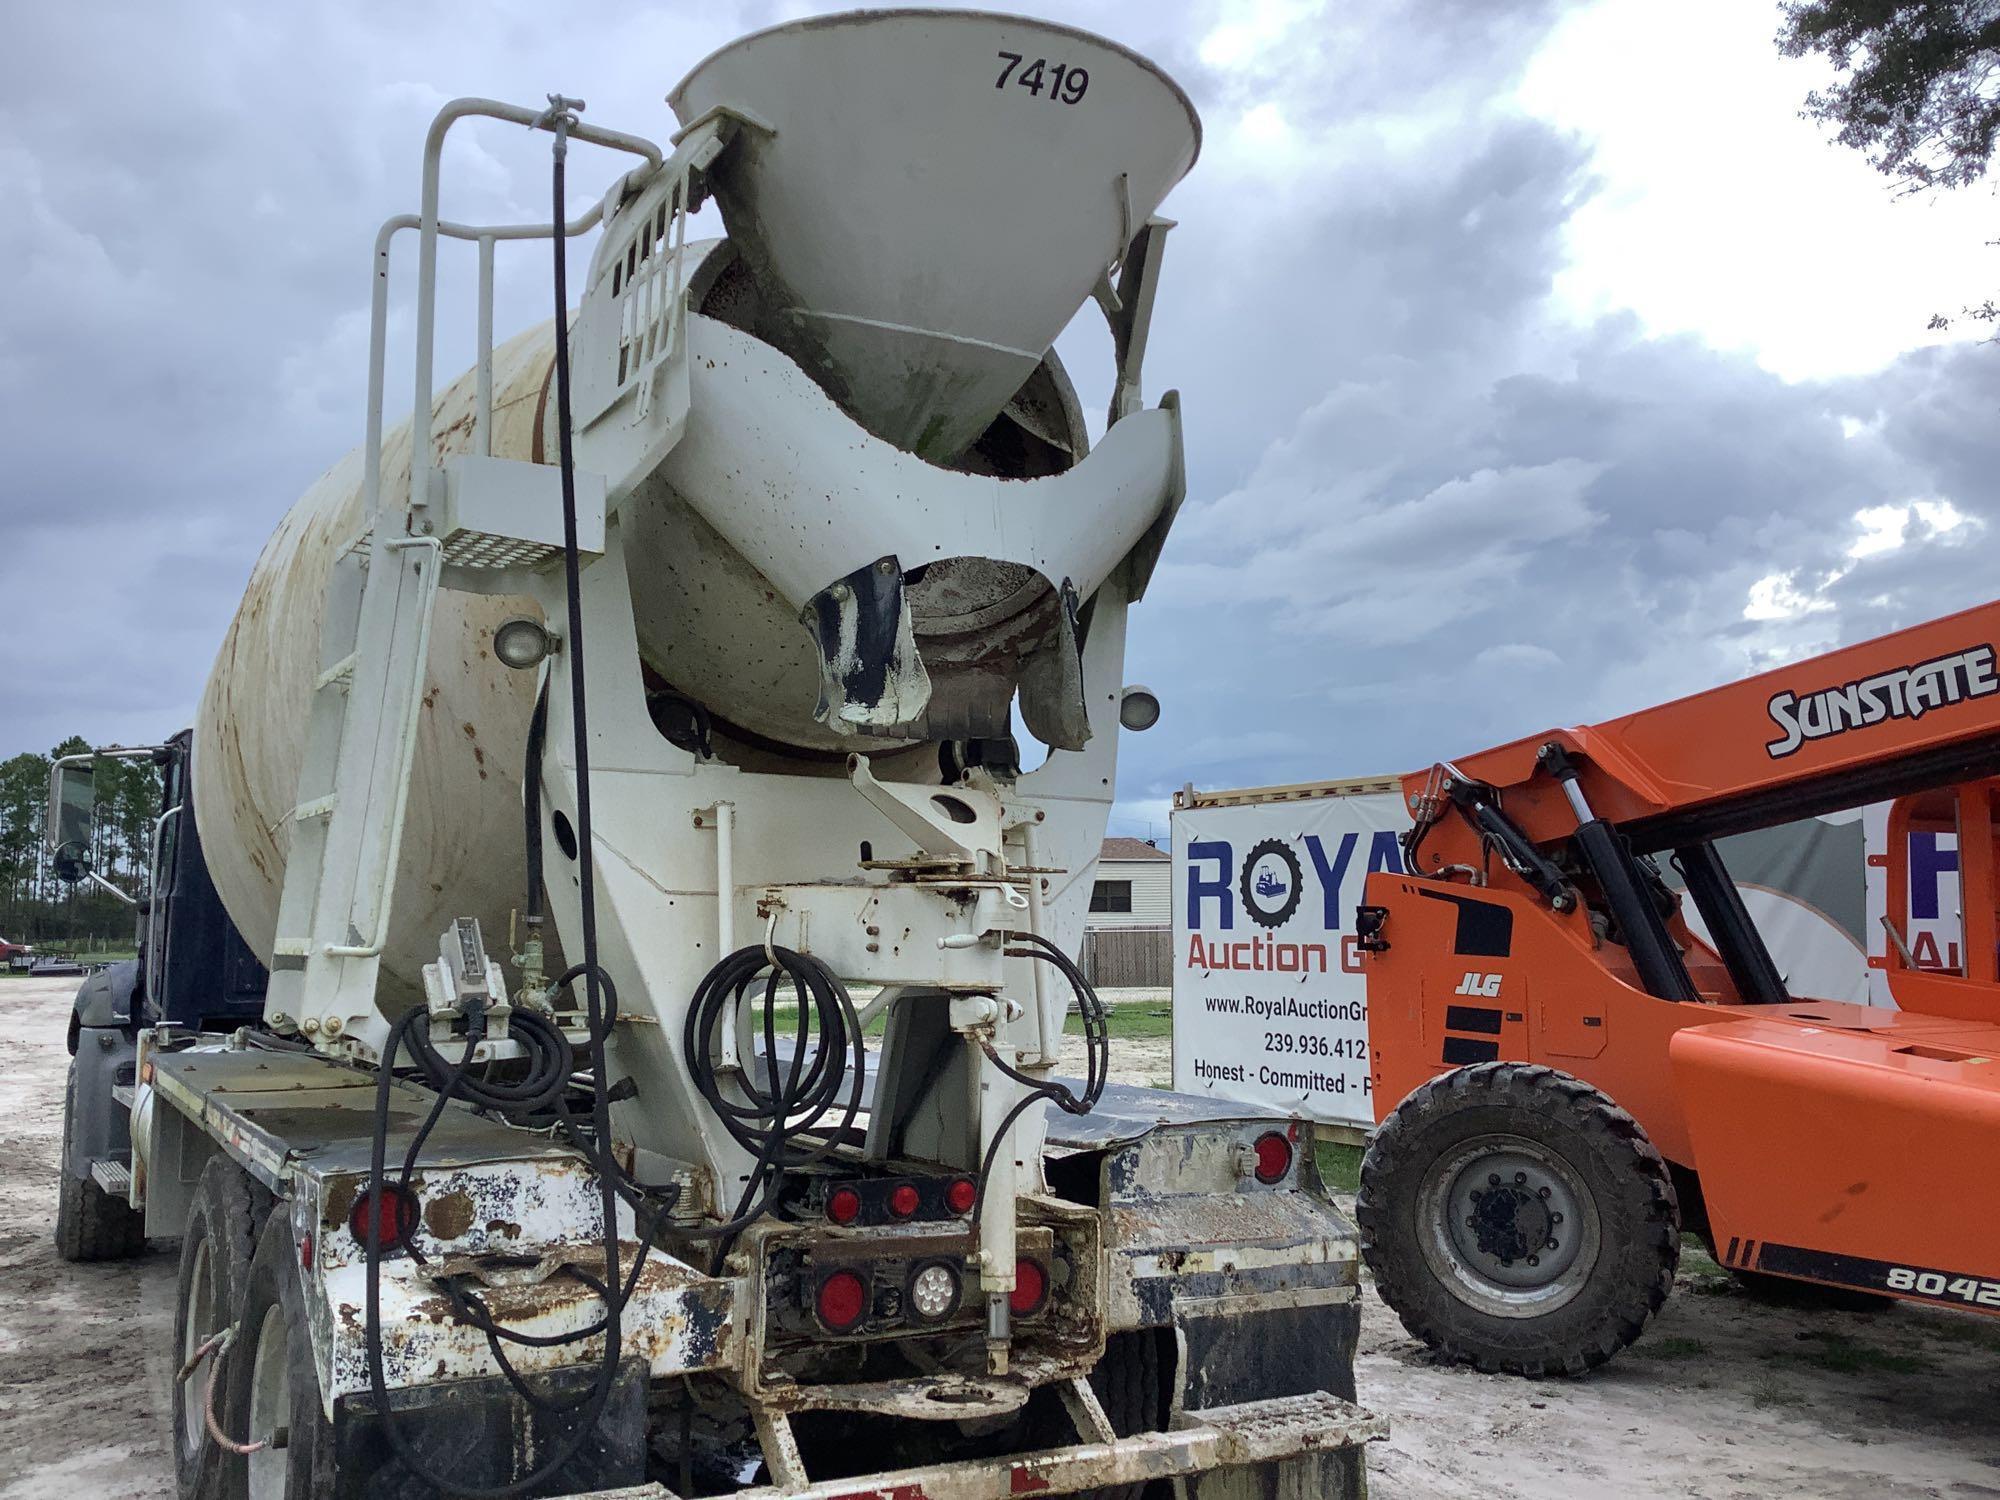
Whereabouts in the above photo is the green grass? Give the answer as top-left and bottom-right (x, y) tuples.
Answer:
(1917, 1315), (2000, 1353)
(1678, 1234), (1735, 1295)
(1066, 1004), (1174, 1040)
(1771, 1331), (1928, 1377)
(1315, 1141), (1363, 1194)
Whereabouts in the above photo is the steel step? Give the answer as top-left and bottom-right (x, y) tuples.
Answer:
(90, 1160), (132, 1196)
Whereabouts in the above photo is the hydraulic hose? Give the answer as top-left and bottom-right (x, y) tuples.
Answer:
(682, 944), (867, 1270)
(968, 930), (1108, 1233)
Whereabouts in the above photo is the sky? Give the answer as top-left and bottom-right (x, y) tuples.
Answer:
(4, 0), (1996, 848)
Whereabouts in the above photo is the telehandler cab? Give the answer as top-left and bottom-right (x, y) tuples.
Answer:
(1356, 597), (2000, 1375)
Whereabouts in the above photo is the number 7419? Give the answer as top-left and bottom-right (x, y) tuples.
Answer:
(995, 51), (1090, 105)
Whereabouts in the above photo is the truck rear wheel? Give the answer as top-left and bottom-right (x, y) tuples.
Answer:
(1357, 1062), (1678, 1376)
(53, 1061), (148, 1262)
(176, 1158), (272, 1500)
(1082, 1330), (1167, 1500)
(226, 1210), (335, 1499)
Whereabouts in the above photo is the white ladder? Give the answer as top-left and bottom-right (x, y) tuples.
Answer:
(264, 530), (442, 1052)
(260, 98), (731, 1056)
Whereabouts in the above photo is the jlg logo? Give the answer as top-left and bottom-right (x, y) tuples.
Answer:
(1454, 972), (1502, 997)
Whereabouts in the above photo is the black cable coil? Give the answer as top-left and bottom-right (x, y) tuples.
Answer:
(682, 943), (867, 1270)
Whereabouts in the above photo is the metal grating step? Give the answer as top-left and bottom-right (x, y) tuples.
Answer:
(1185, 1390), (1389, 1465)
(89, 1160), (132, 1197)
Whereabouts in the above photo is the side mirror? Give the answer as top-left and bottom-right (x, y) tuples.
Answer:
(46, 761), (96, 885)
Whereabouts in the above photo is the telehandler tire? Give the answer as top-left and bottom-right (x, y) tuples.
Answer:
(1357, 1061), (1679, 1377)
(53, 1062), (148, 1262)
(226, 1210), (336, 1499)
(176, 1157), (273, 1500)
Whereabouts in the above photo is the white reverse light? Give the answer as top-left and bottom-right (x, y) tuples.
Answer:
(494, 618), (554, 671)
(908, 1261), (960, 1321)
(1118, 685), (1161, 732)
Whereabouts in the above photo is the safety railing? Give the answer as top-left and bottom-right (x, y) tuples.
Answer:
(361, 98), (666, 527)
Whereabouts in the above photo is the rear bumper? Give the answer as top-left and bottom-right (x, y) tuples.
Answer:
(573, 1389), (1384, 1500)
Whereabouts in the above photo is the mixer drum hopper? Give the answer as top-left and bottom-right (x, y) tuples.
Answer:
(669, 9), (1200, 463)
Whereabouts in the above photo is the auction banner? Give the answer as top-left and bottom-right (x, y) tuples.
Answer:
(1171, 792), (1411, 1128)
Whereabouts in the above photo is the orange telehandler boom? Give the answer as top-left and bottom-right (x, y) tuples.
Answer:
(1353, 597), (2000, 1375)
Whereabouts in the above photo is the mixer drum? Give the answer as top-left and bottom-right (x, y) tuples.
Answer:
(192, 327), (555, 997)
(191, 307), (1099, 990)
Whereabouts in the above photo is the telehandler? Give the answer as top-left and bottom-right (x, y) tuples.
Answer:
(1356, 597), (2000, 1374)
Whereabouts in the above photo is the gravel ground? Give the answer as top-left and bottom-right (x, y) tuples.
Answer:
(4, 973), (1999, 1499)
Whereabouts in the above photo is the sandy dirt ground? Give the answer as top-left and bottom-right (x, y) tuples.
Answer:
(4, 973), (1998, 1499)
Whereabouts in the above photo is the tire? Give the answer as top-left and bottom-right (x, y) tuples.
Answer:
(176, 1158), (273, 1500)
(1082, 1330), (1168, 1500)
(1357, 1062), (1679, 1377)
(224, 1209), (336, 1500)
(53, 1061), (148, 1262)
(1004, 1330), (1169, 1500)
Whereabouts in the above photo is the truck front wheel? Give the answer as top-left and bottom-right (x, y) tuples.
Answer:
(226, 1211), (335, 1499)
(53, 1062), (147, 1262)
(1356, 1061), (1679, 1376)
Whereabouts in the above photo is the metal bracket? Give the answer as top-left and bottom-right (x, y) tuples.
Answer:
(847, 753), (1004, 874)
(752, 1407), (810, 1492)
(1060, 1375), (1119, 1445)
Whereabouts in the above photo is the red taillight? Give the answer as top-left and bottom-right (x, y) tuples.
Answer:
(349, 1185), (419, 1252)
(945, 1177), (977, 1216)
(816, 1269), (869, 1332)
(888, 1183), (921, 1219)
(1252, 1131), (1293, 1185)
(1010, 1258), (1048, 1317)
(827, 1186), (862, 1225)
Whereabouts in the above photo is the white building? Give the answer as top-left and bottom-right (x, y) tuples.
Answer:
(1086, 837), (1171, 929)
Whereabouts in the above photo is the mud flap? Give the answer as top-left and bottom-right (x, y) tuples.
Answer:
(331, 1359), (648, 1499)
(1178, 1298), (1360, 1410)
(1182, 1445), (1369, 1500)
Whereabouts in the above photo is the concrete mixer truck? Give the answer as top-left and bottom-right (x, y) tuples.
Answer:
(44, 12), (1379, 1499)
